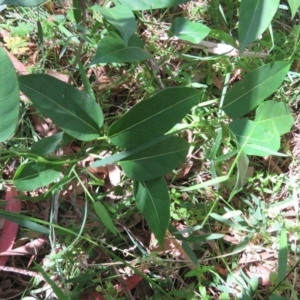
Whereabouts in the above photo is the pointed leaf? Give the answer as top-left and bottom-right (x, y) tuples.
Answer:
(109, 87), (201, 148)
(134, 177), (170, 246)
(92, 5), (136, 45)
(120, 136), (189, 181)
(239, 0), (280, 53)
(113, 0), (189, 10)
(222, 62), (291, 119)
(94, 202), (118, 236)
(255, 100), (294, 136)
(90, 32), (151, 65)
(230, 119), (280, 156)
(13, 162), (62, 191)
(18, 74), (103, 141)
(168, 17), (210, 44)
(288, 0), (300, 18)
(0, 0), (46, 6)
(0, 47), (19, 142)
(30, 132), (65, 156)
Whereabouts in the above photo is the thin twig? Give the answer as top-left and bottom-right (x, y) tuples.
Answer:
(160, 36), (269, 58)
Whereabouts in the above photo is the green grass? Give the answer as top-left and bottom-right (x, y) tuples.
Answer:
(0, 1), (300, 299)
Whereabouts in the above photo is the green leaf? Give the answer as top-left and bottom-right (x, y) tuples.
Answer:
(231, 150), (249, 196)
(287, 0), (300, 19)
(120, 136), (189, 181)
(230, 119), (280, 156)
(72, 0), (82, 24)
(108, 87), (201, 148)
(238, 0), (280, 53)
(113, 0), (189, 10)
(92, 5), (136, 45)
(90, 32), (151, 65)
(254, 100), (294, 136)
(278, 223), (288, 283)
(210, 213), (252, 232)
(222, 62), (291, 119)
(208, 29), (238, 48)
(18, 74), (103, 141)
(0, 47), (19, 142)
(168, 17), (210, 44)
(94, 201), (118, 236)
(181, 175), (228, 191)
(0, 210), (49, 234)
(30, 132), (65, 156)
(0, 0), (46, 6)
(134, 177), (170, 246)
(34, 263), (67, 300)
(13, 162), (62, 191)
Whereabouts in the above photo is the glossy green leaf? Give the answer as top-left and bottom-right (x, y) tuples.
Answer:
(90, 32), (151, 65)
(134, 177), (169, 246)
(239, 0), (280, 53)
(13, 162), (62, 191)
(168, 17), (210, 44)
(94, 201), (118, 236)
(222, 62), (290, 119)
(0, 0), (46, 6)
(92, 5), (136, 45)
(255, 100), (294, 136)
(120, 136), (189, 181)
(113, 0), (189, 10)
(18, 74), (103, 141)
(109, 87), (201, 148)
(209, 29), (238, 48)
(288, 0), (300, 18)
(230, 119), (280, 156)
(0, 47), (19, 142)
(30, 132), (65, 156)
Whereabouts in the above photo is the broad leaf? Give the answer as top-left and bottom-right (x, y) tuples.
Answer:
(0, 0), (46, 6)
(0, 46), (19, 142)
(109, 87), (201, 148)
(230, 119), (280, 156)
(287, 0), (300, 19)
(92, 5), (136, 45)
(120, 136), (189, 181)
(13, 162), (62, 191)
(90, 32), (151, 65)
(238, 0), (280, 53)
(222, 62), (290, 119)
(168, 17), (210, 44)
(19, 74), (103, 141)
(30, 132), (65, 156)
(94, 202), (118, 236)
(254, 100), (294, 136)
(134, 177), (170, 246)
(113, 0), (190, 10)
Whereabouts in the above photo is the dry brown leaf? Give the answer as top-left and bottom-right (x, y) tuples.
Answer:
(0, 238), (46, 256)
(107, 164), (122, 187)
